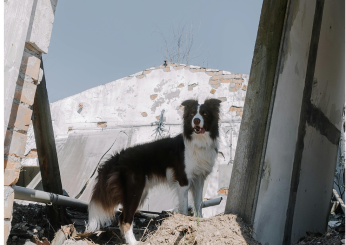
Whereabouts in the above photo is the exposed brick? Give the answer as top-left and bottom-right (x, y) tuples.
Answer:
(97, 122), (107, 128)
(179, 105), (183, 110)
(212, 75), (221, 80)
(174, 66), (182, 70)
(220, 79), (231, 83)
(4, 159), (21, 170)
(22, 56), (41, 81)
(184, 65), (190, 70)
(177, 84), (184, 88)
(230, 106), (242, 112)
(8, 103), (32, 131)
(188, 84), (197, 91)
(164, 67), (170, 72)
(231, 87), (237, 92)
(78, 103), (83, 109)
(210, 89), (216, 94)
(242, 85), (247, 91)
(208, 72), (215, 76)
(218, 188), (229, 195)
(4, 130), (27, 158)
(141, 112), (148, 117)
(239, 111), (243, 117)
(136, 74), (145, 79)
(4, 168), (20, 186)
(150, 94), (158, 100)
(209, 80), (219, 85)
(25, 149), (38, 158)
(216, 71), (223, 75)
(68, 127), (73, 131)
(4, 189), (14, 219)
(235, 83), (241, 88)
(4, 221), (11, 244)
(198, 68), (206, 72)
(213, 84), (220, 89)
(143, 70), (151, 75)
(232, 78), (244, 83)
(190, 68), (197, 73)
(14, 79), (37, 106)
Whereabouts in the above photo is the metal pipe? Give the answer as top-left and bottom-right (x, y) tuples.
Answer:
(201, 197), (223, 208)
(14, 186), (88, 209)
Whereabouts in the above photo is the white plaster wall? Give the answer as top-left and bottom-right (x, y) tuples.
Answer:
(253, 0), (316, 244)
(291, 0), (345, 242)
(26, 0), (58, 54)
(24, 65), (248, 207)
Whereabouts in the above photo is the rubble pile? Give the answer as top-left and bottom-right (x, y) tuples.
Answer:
(7, 202), (50, 245)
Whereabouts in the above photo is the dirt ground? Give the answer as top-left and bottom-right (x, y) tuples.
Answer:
(7, 201), (345, 245)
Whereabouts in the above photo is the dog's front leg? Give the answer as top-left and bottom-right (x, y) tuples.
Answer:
(191, 176), (204, 217)
(177, 184), (189, 215)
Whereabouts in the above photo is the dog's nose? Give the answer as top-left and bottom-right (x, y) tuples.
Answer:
(194, 118), (200, 125)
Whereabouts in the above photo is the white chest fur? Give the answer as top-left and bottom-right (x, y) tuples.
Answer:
(184, 132), (219, 180)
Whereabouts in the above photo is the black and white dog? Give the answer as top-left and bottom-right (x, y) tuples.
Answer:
(87, 98), (221, 245)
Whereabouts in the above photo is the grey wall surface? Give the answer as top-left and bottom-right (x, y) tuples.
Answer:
(226, 0), (344, 244)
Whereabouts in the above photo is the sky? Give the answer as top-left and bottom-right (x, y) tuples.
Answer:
(43, 1), (263, 103)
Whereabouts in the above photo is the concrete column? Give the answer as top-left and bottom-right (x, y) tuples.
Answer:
(225, 0), (344, 244)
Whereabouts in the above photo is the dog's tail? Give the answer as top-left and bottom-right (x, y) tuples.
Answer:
(86, 153), (124, 232)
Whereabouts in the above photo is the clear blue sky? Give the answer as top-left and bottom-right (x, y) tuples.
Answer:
(43, 1), (263, 103)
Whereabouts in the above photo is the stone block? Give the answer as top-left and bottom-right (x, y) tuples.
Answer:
(216, 71), (223, 75)
(208, 72), (215, 76)
(4, 130), (27, 158)
(141, 112), (148, 117)
(232, 78), (243, 83)
(177, 84), (184, 88)
(231, 87), (237, 92)
(164, 67), (170, 72)
(190, 68), (197, 73)
(242, 85), (247, 91)
(210, 89), (216, 94)
(14, 79), (37, 106)
(174, 66), (182, 70)
(218, 188), (229, 195)
(198, 68), (206, 72)
(212, 75), (221, 80)
(136, 74), (145, 79)
(143, 70), (151, 75)
(25, 149), (38, 158)
(150, 94), (158, 100)
(8, 103), (33, 131)
(4, 168), (20, 186)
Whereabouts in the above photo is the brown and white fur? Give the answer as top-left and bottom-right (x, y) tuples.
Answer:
(87, 98), (221, 245)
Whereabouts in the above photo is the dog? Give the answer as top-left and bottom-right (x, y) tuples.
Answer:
(87, 98), (221, 245)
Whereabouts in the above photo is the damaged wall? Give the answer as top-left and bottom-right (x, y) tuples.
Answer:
(22, 63), (249, 217)
(4, 0), (58, 243)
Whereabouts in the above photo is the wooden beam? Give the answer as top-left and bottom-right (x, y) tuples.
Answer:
(32, 58), (66, 232)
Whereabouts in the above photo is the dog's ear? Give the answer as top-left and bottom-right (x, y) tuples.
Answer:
(181, 99), (198, 108)
(204, 98), (222, 107)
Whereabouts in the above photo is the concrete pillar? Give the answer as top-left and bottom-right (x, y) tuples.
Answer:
(225, 0), (344, 244)
(4, 1), (58, 242)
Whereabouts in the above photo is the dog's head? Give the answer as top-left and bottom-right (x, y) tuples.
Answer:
(182, 99), (221, 140)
